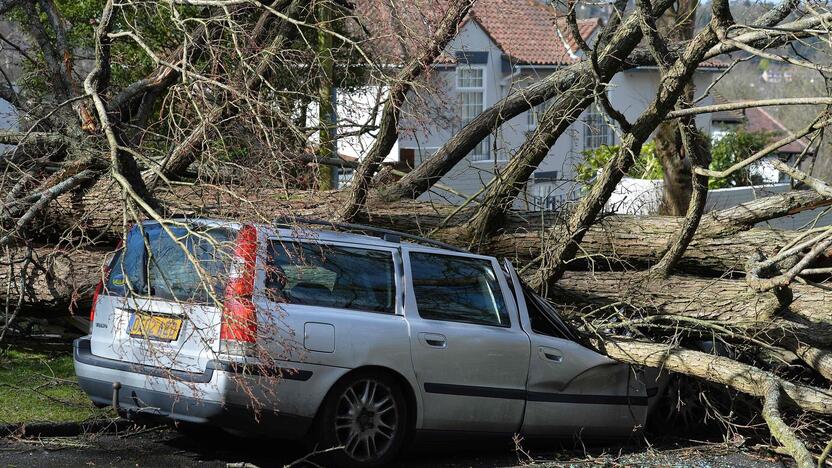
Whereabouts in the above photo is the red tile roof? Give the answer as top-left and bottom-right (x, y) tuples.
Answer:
(744, 107), (808, 154)
(711, 94), (810, 154)
(469, 0), (600, 65)
(354, 0), (601, 66)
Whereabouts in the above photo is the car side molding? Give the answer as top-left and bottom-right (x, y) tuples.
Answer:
(424, 382), (658, 406)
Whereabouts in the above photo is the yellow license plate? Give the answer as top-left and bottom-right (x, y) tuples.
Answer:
(129, 314), (183, 342)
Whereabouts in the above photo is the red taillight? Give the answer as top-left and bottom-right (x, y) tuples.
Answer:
(89, 275), (105, 322)
(220, 225), (258, 354)
(90, 237), (121, 328)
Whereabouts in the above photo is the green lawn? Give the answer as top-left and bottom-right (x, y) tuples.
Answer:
(0, 347), (112, 424)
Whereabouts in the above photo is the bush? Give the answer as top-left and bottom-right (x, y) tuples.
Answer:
(709, 130), (773, 189)
(575, 142), (662, 183)
(576, 130), (774, 189)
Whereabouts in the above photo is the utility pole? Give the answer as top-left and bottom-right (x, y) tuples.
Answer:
(317, 0), (336, 190)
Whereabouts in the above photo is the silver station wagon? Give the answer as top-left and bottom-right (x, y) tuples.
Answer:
(74, 219), (664, 467)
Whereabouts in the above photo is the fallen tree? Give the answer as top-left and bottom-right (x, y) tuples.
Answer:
(4, 0), (832, 463)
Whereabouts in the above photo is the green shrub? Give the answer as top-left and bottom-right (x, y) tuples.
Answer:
(709, 130), (773, 189)
(576, 130), (774, 189)
(575, 142), (662, 183)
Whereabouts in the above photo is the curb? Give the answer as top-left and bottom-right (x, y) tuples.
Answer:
(0, 418), (133, 438)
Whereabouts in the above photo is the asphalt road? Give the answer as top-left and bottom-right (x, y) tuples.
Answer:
(0, 425), (788, 468)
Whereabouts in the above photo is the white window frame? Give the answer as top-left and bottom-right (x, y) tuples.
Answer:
(584, 104), (615, 150)
(456, 64), (490, 162)
(527, 100), (551, 129)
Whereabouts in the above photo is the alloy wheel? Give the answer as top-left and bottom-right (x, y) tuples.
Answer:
(333, 378), (399, 462)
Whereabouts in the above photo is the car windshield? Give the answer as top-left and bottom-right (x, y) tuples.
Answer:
(105, 223), (234, 304)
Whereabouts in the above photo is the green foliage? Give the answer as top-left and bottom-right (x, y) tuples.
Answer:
(577, 130), (774, 190)
(576, 142), (662, 183)
(709, 129), (773, 188)
(13, 0), (180, 96)
(0, 347), (112, 423)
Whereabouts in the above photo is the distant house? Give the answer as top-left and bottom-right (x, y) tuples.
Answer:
(711, 96), (813, 184)
(339, 0), (724, 208)
(760, 63), (794, 84)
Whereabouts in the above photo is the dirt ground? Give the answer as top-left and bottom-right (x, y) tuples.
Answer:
(0, 425), (789, 467)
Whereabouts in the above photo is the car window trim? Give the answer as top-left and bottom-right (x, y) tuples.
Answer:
(264, 236), (402, 316)
(404, 248), (513, 329)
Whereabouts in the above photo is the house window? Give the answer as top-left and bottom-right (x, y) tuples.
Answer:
(457, 66), (489, 161)
(527, 100), (551, 128)
(337, 168), (354, 188)
(584, 104), (614, 150)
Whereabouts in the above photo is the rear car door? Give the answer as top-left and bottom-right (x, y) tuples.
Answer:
(502, 261), (650, 437)
(255, 235), (411, 371)
(402, 247), (530, 433)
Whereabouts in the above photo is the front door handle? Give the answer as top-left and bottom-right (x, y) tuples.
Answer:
(539, 346), (563, 363)
(419, 333), (447, 348)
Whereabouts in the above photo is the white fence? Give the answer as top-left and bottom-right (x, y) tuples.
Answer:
(607, 178), (832, 230)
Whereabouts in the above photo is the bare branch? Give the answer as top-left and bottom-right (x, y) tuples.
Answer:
(667, 98), (832, 119)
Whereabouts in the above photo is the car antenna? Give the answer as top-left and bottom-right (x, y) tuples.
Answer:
(272, 216), (468, 253)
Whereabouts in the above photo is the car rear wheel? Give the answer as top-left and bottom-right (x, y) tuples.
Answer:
(315, 371), (408, 467)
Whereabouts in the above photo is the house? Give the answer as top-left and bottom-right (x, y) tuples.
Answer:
(711, 96), (813, 184)
(338, 0), (723, 207)
(760, 62), (794, 84)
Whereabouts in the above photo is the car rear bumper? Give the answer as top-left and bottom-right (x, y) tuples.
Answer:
(73, 337), (314, 438)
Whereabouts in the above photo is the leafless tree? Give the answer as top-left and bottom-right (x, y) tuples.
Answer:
(4, 0), (832, 463)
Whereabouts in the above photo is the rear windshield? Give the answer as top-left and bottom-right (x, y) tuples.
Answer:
(105, 223), (235, 304)
(266, 241), (396, 314)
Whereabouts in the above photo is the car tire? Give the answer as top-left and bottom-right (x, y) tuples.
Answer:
(313, 370), (409, 467)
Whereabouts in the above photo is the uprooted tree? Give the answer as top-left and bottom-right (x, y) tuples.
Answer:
(4, 0), (832, 464)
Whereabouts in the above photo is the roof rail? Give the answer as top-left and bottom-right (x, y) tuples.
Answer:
(272, 217), (468, 253)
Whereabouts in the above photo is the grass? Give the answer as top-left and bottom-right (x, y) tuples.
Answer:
(0, 346), (112, 425)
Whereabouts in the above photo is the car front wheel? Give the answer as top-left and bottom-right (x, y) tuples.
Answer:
(315, 371), (408, 467)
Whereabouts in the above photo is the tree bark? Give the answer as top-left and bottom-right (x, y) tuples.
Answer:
(761, 380), (815, 468)
(599, 339), (832, 415)
(554, 270), (832, 347)
(0, 246), (104, 315)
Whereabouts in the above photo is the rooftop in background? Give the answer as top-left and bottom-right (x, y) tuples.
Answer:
(354, 0), (601, 66)
(354, 0), (728, 68)
(711, 94), (811, 155)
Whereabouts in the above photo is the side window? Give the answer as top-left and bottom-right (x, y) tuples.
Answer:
(409, 252), (510, 327)
(266, 241), (396, 314)
(526, 292), (564, 338)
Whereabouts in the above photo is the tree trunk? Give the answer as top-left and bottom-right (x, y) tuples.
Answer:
(554, 270), (832, 347)
(598, 339), (832, 415)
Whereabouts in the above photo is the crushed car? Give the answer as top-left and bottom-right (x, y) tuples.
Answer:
(74, 218), (665, 467)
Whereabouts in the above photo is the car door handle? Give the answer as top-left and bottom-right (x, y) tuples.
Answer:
(419, 333), (447, 348)
(539, 346), (563, 363)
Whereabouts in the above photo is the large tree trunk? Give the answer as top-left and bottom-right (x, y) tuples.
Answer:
(554, 270), (832, 347)
(12, 189), (832, 320)
(0, 246), (104, 315)
(599, 339), (832, 415)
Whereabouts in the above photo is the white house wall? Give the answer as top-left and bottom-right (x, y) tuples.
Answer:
(393, 18), (717, 206)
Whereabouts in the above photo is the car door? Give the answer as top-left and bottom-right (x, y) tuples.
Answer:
(402, 246), (530, 433)
(502, 261), (651, 438)
(251, 235), (414, 416)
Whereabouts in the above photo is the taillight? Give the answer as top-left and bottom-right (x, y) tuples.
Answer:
(89, 273), (105, 323)
(220, 224), (258, 355)
(90, 237), (122, 331)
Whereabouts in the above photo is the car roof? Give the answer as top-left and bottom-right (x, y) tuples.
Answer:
(138, 218), (473, 256)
